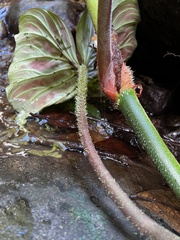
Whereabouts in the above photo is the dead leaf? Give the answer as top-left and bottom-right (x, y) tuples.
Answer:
(131, 188), (180, 233)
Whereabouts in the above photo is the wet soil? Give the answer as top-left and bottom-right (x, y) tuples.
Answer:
(0, 1), (180, 239)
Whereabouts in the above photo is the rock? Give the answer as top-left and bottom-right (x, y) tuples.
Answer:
(136, 75), (171, 115)
(0, 19), (7, 39)
(0, 151), (142, 240)
(0, 6), (9, 22)
(0, 198), (33, 239)
(0, 37), (14, 85)
(6, 0), (84, 34)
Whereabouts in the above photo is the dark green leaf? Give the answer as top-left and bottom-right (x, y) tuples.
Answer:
(76, 9), (94, 65)
(76, 9), (97, 78)
(87, 103), (101, 119)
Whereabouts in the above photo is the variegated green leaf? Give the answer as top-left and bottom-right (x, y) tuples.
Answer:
(76, 9), (97, 78)
(6, 8), (79, 128)
(76, 9), (94, 65)
(112, 0), (140, 61)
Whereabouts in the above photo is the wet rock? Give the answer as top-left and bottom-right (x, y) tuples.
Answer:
(0, 6), (9, 22)
(0, 37), (14, 85)
(0, 198), (33, 239)
(0, 6), (9, 39)
(136, 75), (171, 115)
(6, 0), (84, 34)
(0, 19), (7, 39)
(0, 151), (142, 240)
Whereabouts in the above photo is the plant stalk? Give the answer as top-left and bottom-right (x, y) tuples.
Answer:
(75, 64), (179, 240)
(118, 89), (180, 197)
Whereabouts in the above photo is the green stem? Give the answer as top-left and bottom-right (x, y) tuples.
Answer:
(75, 64), (179, 240)
(118, 89), (180, 197)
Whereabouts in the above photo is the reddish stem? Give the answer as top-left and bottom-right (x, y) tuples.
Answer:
(75, 64), (179, 240)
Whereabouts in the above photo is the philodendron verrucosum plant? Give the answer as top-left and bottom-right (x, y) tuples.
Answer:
(6, 0), (180, 239)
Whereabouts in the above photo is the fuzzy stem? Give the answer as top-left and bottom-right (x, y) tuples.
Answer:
(118, 89), (180, 197)
(75, 64), (179, 240)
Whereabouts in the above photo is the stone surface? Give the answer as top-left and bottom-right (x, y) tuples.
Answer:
(0, 151), (141, 240)
(0, 18), (7, 39)
(6, 0), (84, 34)
(136, 75), (171, 115)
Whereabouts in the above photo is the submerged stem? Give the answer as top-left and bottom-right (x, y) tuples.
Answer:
(75, 64), (179, 240)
